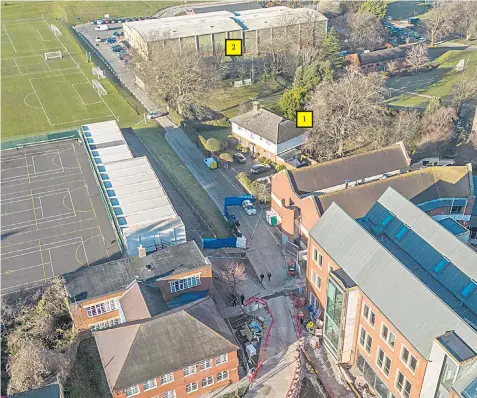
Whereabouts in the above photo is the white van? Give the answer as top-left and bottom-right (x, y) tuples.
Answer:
(95, 25), (108, 31)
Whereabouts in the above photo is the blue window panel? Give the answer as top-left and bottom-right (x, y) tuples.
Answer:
(104, 181), (112, 189)
(117, 217), (127, 226)
(110, 198), (120, 206)
(396, 225), (409, 241)
(381, 213), (394, 228)
(86, 138), (94, 144)
(92, 151), (99, 157)
(106, 189), (116, 197)
(84, 132), (92, 137)
(434, 258), (449, 273)
(100, 173), (109, 181)
(89, 144), (97, 150)
(81, 125), (89, 131)
(94, 157), (102, 164)
(98, 166), (106, 173)
(114, 207), (123, 216)
(462, 281), (476, 298)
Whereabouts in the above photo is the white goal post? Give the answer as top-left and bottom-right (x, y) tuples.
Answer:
(92, 79), (107, 96)
(92, 66), (106, 79)
(44, 51), (62, 60)
(50, 24), (62, 36)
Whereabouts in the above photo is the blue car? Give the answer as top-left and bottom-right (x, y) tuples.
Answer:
(107, 37), (117, 44)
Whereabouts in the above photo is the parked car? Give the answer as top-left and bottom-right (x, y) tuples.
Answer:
(112, 45), (123, 52)
(95, 25), (108, 31)
(146, 110), (168, 120)
(106, 37), (117, 44)
(242, 200), (256, 216)
(233, 152), (246, 164)
(250, 164), (271, 174)
(204, 158), (218, 170)
(95, 36), (102, 43)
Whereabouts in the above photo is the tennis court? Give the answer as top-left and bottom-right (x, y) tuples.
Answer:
(1, 139), (122, 295)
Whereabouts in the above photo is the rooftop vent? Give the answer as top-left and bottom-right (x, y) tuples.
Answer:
(146, 263), (153, 271)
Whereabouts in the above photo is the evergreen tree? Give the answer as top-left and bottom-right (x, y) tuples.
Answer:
(320, 27), (344, 69)
(358, 0), (387, 19)
(278, 86), (308, 120)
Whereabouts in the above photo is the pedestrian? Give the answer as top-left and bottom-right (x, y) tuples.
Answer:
(240, 294), (245, 306)
(260, 273), (264, 283)
(232, 295), (236, 307)
(267, 272), (272, 282)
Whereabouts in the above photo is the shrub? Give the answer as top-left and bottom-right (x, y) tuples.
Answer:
(235, 144), (242, 151)
(241, 147), (249, 153)
(275, 164), (287, 172)
(198, 135), (207, 148)
(228, 135), (238, 147)
(205, 138), (222, 153)
(219, 152), (233, 163)
(257, 157), (272, 165)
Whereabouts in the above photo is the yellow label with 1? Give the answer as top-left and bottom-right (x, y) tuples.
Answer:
(296, 111), (313, 128)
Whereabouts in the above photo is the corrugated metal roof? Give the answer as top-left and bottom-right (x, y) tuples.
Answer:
(82, 120), (125, 146)
(309, 196), (477, 359)
(438, 218), (469, 237)
(92, 144), (133, 164)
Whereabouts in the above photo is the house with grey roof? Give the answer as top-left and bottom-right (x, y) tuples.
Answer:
(64, 240), (213, 332)
(94, 296), (240, 398)
(306, 187), (477, 398)
(230, 102), (308, 165)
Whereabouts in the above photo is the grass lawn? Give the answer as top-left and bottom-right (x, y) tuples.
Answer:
(385, 1), (431, 20)
(385, 50), (477, 108)
(135, 126), (231, 238)
(65, 338), (110, 398)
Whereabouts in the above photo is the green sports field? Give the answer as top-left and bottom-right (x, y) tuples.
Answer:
(1, 14), (143, 140)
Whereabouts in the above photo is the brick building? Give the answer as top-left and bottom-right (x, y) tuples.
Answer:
(346, 47), (408, 73)
(271, 144), (474, 247)
(306, 187), (477, 398)
(65, 241), (212, 331)
(95, 297), (240, 398)
(230, 102), (308, 164)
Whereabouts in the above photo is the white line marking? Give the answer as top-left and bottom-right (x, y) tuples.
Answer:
(3, 25), (17, 53)
(2, 240), (82, 260)
(1, 278), (54, 295)
(1, 178), (85, 197)
(72, 83), (87, 106)
(23, 92), (42, 109)
(37, 196), (45, 219)
(31, 156), (37, 174)
(12, 57), (22, 74)
(1, 171), (83, 188)
(28, 79), (52, 126)
(41, 53), (52, 71)
(2, 262), (52, 275)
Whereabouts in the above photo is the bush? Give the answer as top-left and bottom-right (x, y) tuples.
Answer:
(257, 156), (272, 165)
(205, 138), (222, 153)
(197, 135), (207, 148)
(228, 135), (238, 147)
(235, 144), (242, 151)
(275, 164), (287, 172)
(209, 117), (230, 127)
(241, 146), (250, 153)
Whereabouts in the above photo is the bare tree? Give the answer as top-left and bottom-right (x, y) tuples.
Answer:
(220, 261), (247, 298)
(388, 110), (423, 153)
(451, 71), (477, 115)
(421, 1), (453, 46)
(251, 181), (270, 204)
(418, 105), (457, 156)
(305, 68), (389, 160)
(130, 45), (216, 115)
(406, 44), (430, 72)
(386, 60), (398, 75)
(346, 11), (387, 50)
(447, 0), (477, 41)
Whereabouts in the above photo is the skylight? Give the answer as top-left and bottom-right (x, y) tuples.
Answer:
(462, 281), (476, 298)
(433, 258), (449, 274)
(395, 225), (409, 241)
(381, 213), (394, 228)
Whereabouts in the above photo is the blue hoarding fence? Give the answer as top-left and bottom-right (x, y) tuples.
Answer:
(202, 237), (247, 249)
(224, 194), (254, 217)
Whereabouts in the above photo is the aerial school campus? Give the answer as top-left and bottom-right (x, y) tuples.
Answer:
(1, 1), (477, 398)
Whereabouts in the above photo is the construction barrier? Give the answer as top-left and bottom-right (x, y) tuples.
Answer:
(287, 290), (303, 398)
(202, 236), (246, 249)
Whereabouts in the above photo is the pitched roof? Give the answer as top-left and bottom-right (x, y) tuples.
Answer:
(309, 196), (477, 359)
(315, 165), (473, 219)
(192, 0), (262, 14)
(230, 107), (304, 144)
(120, 281), (169, 322)
(357, 47), (407, 65)
(94, 297), (238, 392)
(65, 241), (209, 302)
(287, 142), (410, 195)
(9, 383), (62, 398)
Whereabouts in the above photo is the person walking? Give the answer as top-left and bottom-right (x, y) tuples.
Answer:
(260, 273), (264, 283)
(231, 295), (236, 307)
(267, 272), (272, 282)
(240, 294), (245, 306)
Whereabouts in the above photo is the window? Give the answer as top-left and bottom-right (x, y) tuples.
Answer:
(382, 213), (394, 228)
(85, 299), (117, 318)
(381, 323), (396, 349)
(201, 376), (214, 388)
(434, 258), (449, 274)
(462, 281), (476, 298)
(217, 370), (229, 382)
(396, 371), (412, 398)
(143, 378), (157, 391)
(216, 354), (228, 365)
(401, 346), (418, 373)
(363, 304), (376, 327)
(186, 382), (198, 394)
(160, 373), (174, 385)
(359, 327), (373, 354)
(376, 347), (392, 377)
(451, 205), (462, 214)
(313, 248), (323, 267)
(311, 269), (321, 290)
(309, 291), (318, 309)
(170, 275), (200, 293)
(90, 317), (120, 331)
(396, 225), (409, 241)
(125, 385), (140, 397)
(183, 365), (197, 377)
(162, 390), (176, 398)
(199, 358), (212, 370)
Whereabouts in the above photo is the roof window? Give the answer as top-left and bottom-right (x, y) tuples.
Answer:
(462, 281), (476, 298)
(433, 258), (449, 274)
(381, 213), (394, 228)
(395, 225), (409, 241)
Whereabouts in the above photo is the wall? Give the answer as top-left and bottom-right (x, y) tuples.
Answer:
(419, 341), (447, 398)
(232, 122), (278, 155)
(341, 289), (359, 363)
(276, 133), (307, 155)
(157, 265), (212, 302)
(112, 351), (240, 398)
(71, 291), (123, 331)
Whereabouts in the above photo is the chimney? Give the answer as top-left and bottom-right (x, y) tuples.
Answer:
(345, 179), (350, 189)
(138, 244), (146, 258)
(252, 101), (260, 112)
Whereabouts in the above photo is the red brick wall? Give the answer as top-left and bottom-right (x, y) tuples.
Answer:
(71, 292), (124, 331)
(158, 265), (212, 302)
(112, 351), (240, 398)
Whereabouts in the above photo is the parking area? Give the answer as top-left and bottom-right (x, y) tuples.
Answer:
(1, 140), (121, 295)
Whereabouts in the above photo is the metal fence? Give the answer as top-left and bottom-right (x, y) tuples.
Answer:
(1, 130), (80, 150)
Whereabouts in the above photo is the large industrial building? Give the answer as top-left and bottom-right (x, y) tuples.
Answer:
(123, 6), (328, 58)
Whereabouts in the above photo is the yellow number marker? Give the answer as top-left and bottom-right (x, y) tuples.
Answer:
(296, 111), (313, 128)
(225, 39), (243, 56)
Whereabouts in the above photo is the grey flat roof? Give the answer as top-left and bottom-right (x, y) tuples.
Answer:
(438, 218), (469, 237)
(437, 332), (476, 363)
(309, 193), (477, 359)
(192, 0), (262, 14)
(453, 360), (477, 395)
